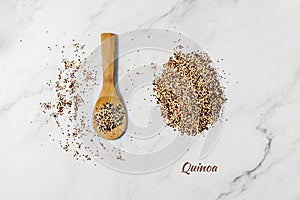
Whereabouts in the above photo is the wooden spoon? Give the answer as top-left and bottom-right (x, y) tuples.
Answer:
(92, 33), (126, 140)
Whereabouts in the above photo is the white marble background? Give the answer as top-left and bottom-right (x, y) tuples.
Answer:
(1, 0), (300, 199)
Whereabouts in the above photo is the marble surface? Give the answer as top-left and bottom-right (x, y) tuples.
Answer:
(1, 0), (300, 199)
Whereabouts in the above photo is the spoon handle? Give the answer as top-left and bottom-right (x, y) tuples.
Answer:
(101, 33), (116, 91)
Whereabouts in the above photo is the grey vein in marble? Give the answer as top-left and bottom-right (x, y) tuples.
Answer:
(143, 0), (195, 26)
(215, 73), (300, 200)
(0, 86), (49, 117)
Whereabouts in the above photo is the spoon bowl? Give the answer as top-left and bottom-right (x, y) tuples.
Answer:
(93, 96), (126, 140)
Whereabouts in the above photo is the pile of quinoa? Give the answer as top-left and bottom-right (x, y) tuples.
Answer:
(153, 47), (227, 136)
